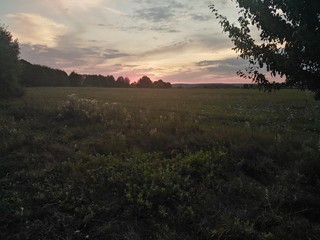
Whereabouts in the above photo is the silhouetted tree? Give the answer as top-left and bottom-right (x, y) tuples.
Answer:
(153, 79), (172, 88)
(136, 76), (153, 88)
(210, 0), (320, 99)
(105, 75), (116, 87)
(20, 59), (69, 86)
(130, 81), (137, 88)
(20, 60), (40, 86)
(82, 74), (116, 87)
(116, 76), (130, 88)
(0, 24), (23, 98)
(69, 71), (83, 87)
(124, 77), (131, 86)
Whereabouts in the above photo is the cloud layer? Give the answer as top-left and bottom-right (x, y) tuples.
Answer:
(7, 13), (67, 47)
(2, 0), (249, 83)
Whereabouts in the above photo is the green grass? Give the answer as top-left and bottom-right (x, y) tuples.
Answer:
(1, 87), (320, 239)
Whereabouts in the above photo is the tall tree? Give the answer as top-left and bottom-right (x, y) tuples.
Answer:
(116, 76), (130, 88)
(69, 71), (83, 87)
(137, 76), (153, 88)
(0, 24), (23, 98)
(153, 79), (172, 88)
(210, 0), (320, 99)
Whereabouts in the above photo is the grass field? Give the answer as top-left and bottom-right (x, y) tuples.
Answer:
(1, 87), (320, 239)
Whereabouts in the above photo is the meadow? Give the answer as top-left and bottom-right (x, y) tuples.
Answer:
(1, 87), (320, 239)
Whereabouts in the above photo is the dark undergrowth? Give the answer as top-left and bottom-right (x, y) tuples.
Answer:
(1, 90), (320, 239)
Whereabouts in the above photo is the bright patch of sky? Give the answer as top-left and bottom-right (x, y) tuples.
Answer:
(1, 0), (250, 83)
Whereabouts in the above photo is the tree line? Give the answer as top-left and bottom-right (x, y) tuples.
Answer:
(20, 60), (171, 88)
(0, 24), (171, 98)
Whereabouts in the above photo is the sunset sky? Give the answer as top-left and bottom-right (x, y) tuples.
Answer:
(1, 0), (250, 84)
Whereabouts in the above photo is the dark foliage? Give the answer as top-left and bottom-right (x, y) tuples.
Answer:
(134, 76), (172, 88)
(83, 74), (116, 87)
(20, 62), (172, 89)
(116, 76), (130, 88)
(153, 79), (172, 88)
(20, 60), (70, 87)
(136, 76), (153, 88)
(0, 89), (319, 239)
(210, 0), (320, 99)
(69, 71), (83, 87)
(0, 24), (23, 98)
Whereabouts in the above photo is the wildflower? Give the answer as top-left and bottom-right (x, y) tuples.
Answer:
(149, 128), (158, 136)
(20, 207), (24, 216)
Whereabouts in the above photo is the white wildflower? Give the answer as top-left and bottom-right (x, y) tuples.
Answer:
(149, 128), (158, 136)
(20, 207), (24, 216)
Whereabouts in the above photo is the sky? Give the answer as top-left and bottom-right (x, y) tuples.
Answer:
(0, 0), (251, 84)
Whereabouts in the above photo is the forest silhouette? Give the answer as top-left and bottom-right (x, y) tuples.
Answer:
(20, 59), (172, 88)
